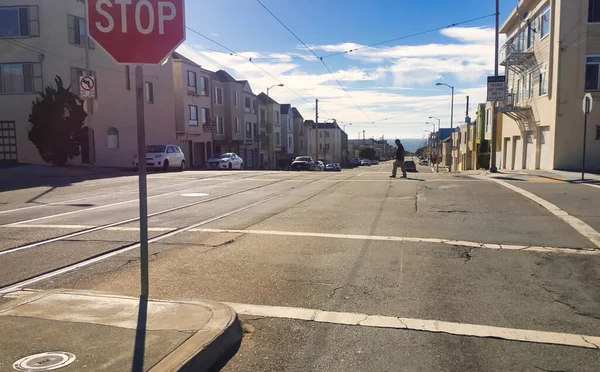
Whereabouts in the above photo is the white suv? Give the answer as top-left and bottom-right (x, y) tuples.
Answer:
(133, 145), (186, 171)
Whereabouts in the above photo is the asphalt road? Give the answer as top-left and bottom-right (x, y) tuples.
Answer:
(1, 160), (600, 371)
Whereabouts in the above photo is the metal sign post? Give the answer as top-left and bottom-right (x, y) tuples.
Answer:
(581, 93), (593, 181)
(135, 66), (149, 296)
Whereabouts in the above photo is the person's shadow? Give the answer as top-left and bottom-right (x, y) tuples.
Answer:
(131, 296), (148, 372)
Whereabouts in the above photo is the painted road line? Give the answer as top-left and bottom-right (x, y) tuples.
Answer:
(481, 176), (600, 249)
(4, 224), (595, 255)
(190, 228), (598, 256)
(585, 183), (600, 190)
(225, 302), (600, 349)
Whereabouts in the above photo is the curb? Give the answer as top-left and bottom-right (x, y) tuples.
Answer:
(151, 299), (243, 372)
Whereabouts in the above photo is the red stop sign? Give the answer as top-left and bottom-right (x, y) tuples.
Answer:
(88, 0), (185, 64)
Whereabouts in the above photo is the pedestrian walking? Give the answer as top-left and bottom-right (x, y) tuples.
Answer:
(390, 139), (407, 178)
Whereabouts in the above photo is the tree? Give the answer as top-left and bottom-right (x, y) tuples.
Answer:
(359, 147), (377, 160)
(415, 146), (427, 158)
(28, 76), (87, 166)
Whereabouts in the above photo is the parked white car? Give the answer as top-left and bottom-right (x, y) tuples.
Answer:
(206, 152), (244, 170)
(315, 161), (325, 171)
(132, 144), (186, 171)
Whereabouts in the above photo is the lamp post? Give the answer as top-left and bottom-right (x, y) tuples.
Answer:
(343, 123), (352, 132)
(436, 82), (454, 171)
(429, 116), (441, 172)
(266, 83), (284, 169)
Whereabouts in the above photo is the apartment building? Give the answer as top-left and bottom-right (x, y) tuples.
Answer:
(280, 104), (294, 163)
(172, 52), (213, 168)
(238, 80), (259, 169)
(0, 0), (176, 167)
(499, 0), (600, 171)
(212, 70), (245, 158)
(257, 92), (281, 169)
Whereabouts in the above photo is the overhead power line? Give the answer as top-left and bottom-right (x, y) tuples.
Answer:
(254, 0), (375, 127)
(320, 13), (497, 59)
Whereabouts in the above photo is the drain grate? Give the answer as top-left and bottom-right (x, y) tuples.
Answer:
(13, 352), (76, 371)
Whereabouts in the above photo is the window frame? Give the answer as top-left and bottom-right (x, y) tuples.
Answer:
(526, 19), (535, 50)
(539, 4), (550, 38)
(585, 55), (600, 92)
(234, 91), (239, 107)
(67, 14), (94, 49)
(201, 108), (208, 125)
(187, 70), (197, 93)
(246, 122), (252, 139)
(188, 105), (198, 126)
(0, 62), (42, 94)
(539, 64), (548, 96)
(199, 76), (207, 96)
(590, 0), (600, 23)
(216, 117), (224, 134)
(214, 86), (223, 105)
(107, 127), (119, 149)
(235, 117), (240, 133)
(145, 81), (154, 103)
(0, 6), (39, 38)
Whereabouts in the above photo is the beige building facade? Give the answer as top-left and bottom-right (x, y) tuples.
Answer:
(0, 0), (176, 168)
(499, 0), (600, 171)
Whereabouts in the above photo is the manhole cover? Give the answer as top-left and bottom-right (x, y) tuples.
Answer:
(13, 352), (76, 371)
(181, 193), (209, 197)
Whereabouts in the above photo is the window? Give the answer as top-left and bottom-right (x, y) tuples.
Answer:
(0, 121), (17, 161)
(320, 132), (323, 138)
(596, 125), (600, 140)
(526, 71), (533, 99)
(260, 108), (266, 124)
(288, 118), (292, 130)
(187, 71), (197, 93)
(216, 117), (224, 134)
(214, 87), (223, 104)
(125, 65), (131, 90)
(275, 112), (279, 124)
(145, 82), (154, 103)
(189, 105), (198, 126)
(275, 132), (280, 145)
(253, 123), (258, 138)
(235, 91), (239, 107)
(235, 118), (240, 133)
(167, 146), (175, 153)
(246, 122), (252, 138)
(539, 65), (548, 95)
(288, 136), (292, 147)
(201, 108), (208, 125)
(199, 76), (207, 95)
(252, 99), (256, 113)
(527, 20), (535, 49)
(245, 97), (251, 112)
(0, 6), (39, 37)
(1, 63), (42, 93)
(68, 14), (95, 48)
(516, 28), (525, 52)
(107, 127), (119, 149)
(591, 0), (600, 22)
(585, 56), (600, 91)
(540, 4), (550, 37)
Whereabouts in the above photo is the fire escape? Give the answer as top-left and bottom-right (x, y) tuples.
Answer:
(499, 42), (537, 134)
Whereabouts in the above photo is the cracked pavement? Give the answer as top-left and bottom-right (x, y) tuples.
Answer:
(1, 162), (600, 371)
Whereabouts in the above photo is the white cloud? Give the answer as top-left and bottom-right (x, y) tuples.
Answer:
(176, 26), (497, 138)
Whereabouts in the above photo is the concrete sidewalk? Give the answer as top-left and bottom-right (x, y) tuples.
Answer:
(0, 164), (130, 178)
(0, 289), (242, 372)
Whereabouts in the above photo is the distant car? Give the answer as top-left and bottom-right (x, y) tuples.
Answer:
(133, 144), (186, 171)
(315, 161), (325, 171)
(205, 152), (244, 170)
(404, 160), (417, 172)
(348, 158), (361, 168)
(325, 163), (341, 172)
(371, 159), (379, 165)
(420, 159), (429, 166)
(360, 159), (371, 166)
(291, 156), (316, 171)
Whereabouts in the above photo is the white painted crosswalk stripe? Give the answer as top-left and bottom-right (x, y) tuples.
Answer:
(226, 302), (600, 349)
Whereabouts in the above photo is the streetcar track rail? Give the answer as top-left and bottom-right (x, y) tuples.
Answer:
(0, 174), (312, 257)
(0, 174), (353, 294)
(0, 171), (274, 216)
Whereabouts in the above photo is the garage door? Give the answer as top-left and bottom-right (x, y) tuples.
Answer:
(503, 138), (510, 170)
(525, 133), (535, 169)
(538, 128), (550, 169)
(513, 137), (523, 170)
(0, 121), (18, 164)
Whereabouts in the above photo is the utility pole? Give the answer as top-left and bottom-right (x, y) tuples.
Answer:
(490, 0), (500, 172)
(465, 95), (470, 170)
(84, 0), (94, 168)
(315, 98), (319, 161)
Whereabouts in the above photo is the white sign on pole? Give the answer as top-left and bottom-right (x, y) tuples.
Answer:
(79, 76), (96, 99)
(582, 93), (593, 114)
(487, 76), (506, 101)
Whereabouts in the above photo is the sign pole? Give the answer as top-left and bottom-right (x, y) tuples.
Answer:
(582, 96), (591, 181)
(84, 0), (94, 167)
(135, 66), (149, 297)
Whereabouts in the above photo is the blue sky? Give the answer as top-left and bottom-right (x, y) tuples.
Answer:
(177, 0), (518, 140)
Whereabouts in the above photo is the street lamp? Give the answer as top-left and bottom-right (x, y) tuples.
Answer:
(266, 83), (284, 169)
(343, 123), (352, 132)
(435, 82), (454, 171)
